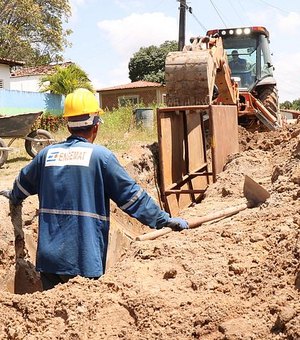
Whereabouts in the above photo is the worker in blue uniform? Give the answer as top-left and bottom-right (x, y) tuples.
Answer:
(0, 88), (188, 290)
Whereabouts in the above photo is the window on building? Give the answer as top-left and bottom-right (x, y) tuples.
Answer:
(118, 95), (139, 107)
(0, 80), (3, 89)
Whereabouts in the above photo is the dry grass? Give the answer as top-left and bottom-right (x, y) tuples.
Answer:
(0, 107), (158, 185)
(98, 106), (158, 151)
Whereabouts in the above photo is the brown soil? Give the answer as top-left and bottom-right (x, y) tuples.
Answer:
(0, 122), (299, 339)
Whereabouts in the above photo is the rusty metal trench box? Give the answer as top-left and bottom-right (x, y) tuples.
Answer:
(157, 105), (239, 216)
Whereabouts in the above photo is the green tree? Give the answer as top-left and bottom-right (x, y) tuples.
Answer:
(292, 99), (300, 110)
(128, 40), (178, 83)
(0, 0), (71, 66)
(40, 64), (93, 96)
(280, 101), (292, 109)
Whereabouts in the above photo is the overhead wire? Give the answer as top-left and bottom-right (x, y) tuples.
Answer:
(189, 9), (208, 33)
(255, 0), (290, 14)
(228, 0), (245, 26)
(209, 0), (227, 27)
(176, 0), (291, 37)
(179, 1), (208, 33)
(237, 0), (246, 12)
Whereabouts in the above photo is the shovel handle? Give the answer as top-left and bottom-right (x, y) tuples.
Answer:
(187, 202), (251, 228)
(136, 202), (251, 241)
(136, 227), (173, 241)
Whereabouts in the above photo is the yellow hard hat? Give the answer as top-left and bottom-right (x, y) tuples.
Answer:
(63, 88), (103, 118)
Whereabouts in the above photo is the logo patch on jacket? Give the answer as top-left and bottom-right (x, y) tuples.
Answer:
(45, 147), (93, 167)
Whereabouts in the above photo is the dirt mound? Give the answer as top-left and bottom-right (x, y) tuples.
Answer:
(0, 123), (299, 339)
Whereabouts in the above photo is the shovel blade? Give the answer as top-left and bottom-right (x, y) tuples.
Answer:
(243, 175), (270, 205)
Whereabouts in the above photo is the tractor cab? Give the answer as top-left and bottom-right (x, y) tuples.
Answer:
(206, 26), (276, 91)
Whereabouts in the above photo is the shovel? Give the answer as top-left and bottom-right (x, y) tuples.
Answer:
(136, 175), (270, 241)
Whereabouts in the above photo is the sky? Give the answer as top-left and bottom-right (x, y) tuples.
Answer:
(64, 0), (300, 102)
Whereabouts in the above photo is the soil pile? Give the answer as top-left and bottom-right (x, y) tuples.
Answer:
(0, 122), (299, 339)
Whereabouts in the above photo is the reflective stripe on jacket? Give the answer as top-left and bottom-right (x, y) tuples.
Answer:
(11, 136), (169, 277)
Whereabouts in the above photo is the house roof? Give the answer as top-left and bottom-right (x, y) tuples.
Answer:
(97, 80), (164, 92)
(0, 57), (24, 67)
(10, 61), (74, 77)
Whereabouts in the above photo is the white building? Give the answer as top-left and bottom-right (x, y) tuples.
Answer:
(0, 58), (24, 90)
(10, 62), (73, 92)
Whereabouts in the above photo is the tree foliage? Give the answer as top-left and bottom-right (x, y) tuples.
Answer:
(291, 99), (300, 110)
(128, 40), (178, 83)
(40, 64), (93, 96)
(280, 101), (292, 109)
(280, 99), (300, 110)
(0, 0), (71, 66)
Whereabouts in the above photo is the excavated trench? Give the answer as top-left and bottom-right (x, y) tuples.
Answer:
(1, 120), (298, 296)
(0, 122), (299, 339)
(0, 144), (157, 295)
(1, 205), (145, 295)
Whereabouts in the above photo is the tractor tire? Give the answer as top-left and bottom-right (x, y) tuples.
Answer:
(0, 138), (8, 167)
(257, 85), (279, 118)
(25, 129), (53, 158)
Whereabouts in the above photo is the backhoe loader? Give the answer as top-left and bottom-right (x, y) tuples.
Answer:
(156, 26), (282, 215)
(165, 26), (282, 131)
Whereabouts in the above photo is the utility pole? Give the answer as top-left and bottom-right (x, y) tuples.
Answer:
(178, 0), (186, 51)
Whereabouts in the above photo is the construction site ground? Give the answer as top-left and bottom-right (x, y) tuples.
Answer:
(0, 121), (299, 339)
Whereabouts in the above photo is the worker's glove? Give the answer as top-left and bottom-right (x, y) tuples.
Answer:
(165, 217), (189, 231)
(0, 189), (12, 200)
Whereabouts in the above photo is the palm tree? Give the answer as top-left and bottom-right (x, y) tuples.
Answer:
(40, 63), (94, 96)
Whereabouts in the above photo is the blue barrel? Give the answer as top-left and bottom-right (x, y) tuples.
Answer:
(134, 108), (154, 130)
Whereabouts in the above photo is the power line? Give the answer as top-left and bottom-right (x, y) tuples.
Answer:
(177, 1), (207, 34)
(255, 0), (289, 14)
(189, 9), (207, 33)
(209, 0), (227, 27)
(237, 0), (246, 12)
(228, 0), (244, 26)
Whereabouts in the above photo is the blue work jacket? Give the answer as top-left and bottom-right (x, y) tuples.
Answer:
(11, 136), (169, 277)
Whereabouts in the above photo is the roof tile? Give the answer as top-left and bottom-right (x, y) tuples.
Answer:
(0, 57), (24, 67)
(97, 80), (164, 92)
(10, 62), (74, 77)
